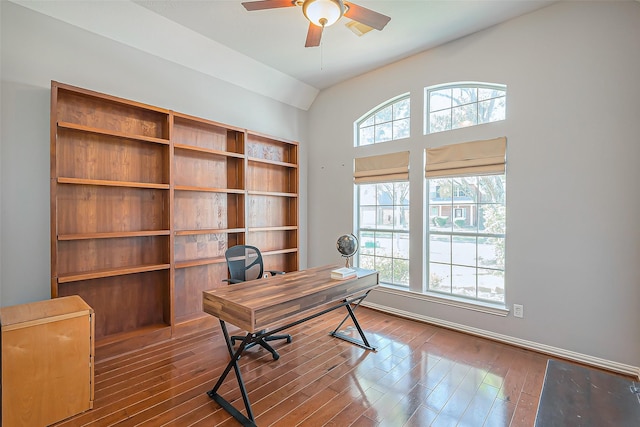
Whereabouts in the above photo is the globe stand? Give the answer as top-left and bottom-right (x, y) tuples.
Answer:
(343, 255), (353, 269)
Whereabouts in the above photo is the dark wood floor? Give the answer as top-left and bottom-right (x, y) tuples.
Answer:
(54, 307), (552, 426)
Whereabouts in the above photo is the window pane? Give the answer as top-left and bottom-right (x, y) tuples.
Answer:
(478, 97), (506, 124)
(429, 89), (452, 112)
(452, 235), (476, 267)
(360, 206), (376, 228)
(393, 98), (410, 119)
(393, 118), (410, 140)
(452, 265), (476, 297)
(429, 263), (450, 292)
(393, 258), (410, 286)
(359, 126), (375, 146)
(452, 87), (477, 106)
(377, 256), (393, 283)
(429, 178), (450, 201)
(478, 175), (505, 204)
(377, 183), (394, 205)
(430, 110), (451, 133)
(359, 184), (377, 205)
(478, 268), (504, 303)
(478, 204), (505, 234)
(478, 88), (505, 101)
(377, 206), (393, 228)
(375, 123), (392, 143)
(453, 177), (476, 202)
(393, 207), (409, 230)
(478, 236), (505, 270)
(393, 233), (410, 259)
(430, 234), (451, 264)
(361, 115), (375, 127)
(374, 106), (392, 124)
(360, 231), (376, 255)
(452, 104), (478, 129)
(376, 232), (393, 257)
(360, 254), (375, 270)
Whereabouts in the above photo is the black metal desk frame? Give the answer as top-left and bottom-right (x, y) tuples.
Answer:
(206, 291), (376, 427)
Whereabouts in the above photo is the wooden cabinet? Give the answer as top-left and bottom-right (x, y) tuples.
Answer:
(1, 295), (94, 426)
(50, 82), (299, 354)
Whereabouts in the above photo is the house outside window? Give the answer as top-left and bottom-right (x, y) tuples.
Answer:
(428, 175), (506, 303)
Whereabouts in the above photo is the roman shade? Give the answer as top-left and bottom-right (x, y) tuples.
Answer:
(354, 151), (410, 184)
(425, 137), (506, 178)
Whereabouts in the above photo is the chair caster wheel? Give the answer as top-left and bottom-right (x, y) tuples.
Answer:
(286, 337), (292, 343)
(272, 353), (280, 360)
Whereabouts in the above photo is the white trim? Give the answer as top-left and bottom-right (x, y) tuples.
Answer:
(375, 285), (509, 316)
(362, 301), (640, 380)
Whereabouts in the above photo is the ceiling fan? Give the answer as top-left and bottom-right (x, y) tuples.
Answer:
(241, 0), (391, 47)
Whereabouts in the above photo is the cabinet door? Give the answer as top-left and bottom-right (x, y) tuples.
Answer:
(2, 314), (92, 426)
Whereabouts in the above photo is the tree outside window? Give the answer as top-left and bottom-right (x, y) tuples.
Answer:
(425, 83), (506, 134)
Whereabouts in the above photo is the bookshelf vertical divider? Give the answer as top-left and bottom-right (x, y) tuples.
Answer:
(51, 82), (299, 357)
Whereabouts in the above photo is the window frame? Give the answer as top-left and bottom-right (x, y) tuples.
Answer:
(355, 93), (410, 147)
(426, 174), (507, 305)
(424, 82), (506, 135)
(355, 181), (410, 287)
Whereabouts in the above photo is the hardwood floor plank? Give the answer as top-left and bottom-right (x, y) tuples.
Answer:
(52, 307), (613, 427)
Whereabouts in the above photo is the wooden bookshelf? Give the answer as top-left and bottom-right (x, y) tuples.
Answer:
(51, 82), (299, 354)
(246, 132), (299, 273)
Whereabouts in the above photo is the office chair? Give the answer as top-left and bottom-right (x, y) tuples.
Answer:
(224, 245), (292, 360)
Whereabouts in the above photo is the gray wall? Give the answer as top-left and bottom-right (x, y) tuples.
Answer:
(0, 1), (308, 306)
(2, 0), (639, 373)
(307, 1), (640, 370)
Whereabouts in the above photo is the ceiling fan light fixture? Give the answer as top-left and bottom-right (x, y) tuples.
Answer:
(302, 0), (344, 27)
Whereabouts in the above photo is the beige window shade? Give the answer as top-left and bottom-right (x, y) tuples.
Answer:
(425, 137), (506, 178)
(354, 151), (409, 184)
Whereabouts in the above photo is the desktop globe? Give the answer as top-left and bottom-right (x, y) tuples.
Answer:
(336, 234), (358, 268)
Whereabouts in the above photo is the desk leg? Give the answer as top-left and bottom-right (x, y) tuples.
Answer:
(206, 320), (257, 427)
(329, 293), (376, 351)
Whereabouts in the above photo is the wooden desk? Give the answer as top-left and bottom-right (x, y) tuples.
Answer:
(202, 264), (378, 426)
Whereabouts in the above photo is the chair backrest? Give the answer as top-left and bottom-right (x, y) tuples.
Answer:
(224, 245), (264, 283)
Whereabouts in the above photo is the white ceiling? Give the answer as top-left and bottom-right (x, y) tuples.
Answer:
(13, 0), (556, 109)
(135, 0), (554, 89)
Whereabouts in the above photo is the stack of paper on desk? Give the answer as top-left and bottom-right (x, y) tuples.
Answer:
(331, 267), (357, 280)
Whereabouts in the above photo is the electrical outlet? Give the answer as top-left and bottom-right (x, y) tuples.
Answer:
(513, 304), (524, 318)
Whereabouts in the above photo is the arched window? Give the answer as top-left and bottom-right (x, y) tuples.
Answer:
(425, 83), (506, 134)
(355, 94), (410, 146)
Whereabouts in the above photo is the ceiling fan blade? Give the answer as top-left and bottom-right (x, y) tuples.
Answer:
(344, 2), (391, 31)
(241, 0), (295, 12)
(305, 23), (323, 48)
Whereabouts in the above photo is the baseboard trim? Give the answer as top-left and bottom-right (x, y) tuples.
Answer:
(362, 301), (640, 380)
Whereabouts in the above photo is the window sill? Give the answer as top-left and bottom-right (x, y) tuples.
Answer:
(372, 285), (509, 317)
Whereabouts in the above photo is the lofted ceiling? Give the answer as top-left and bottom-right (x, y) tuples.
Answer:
(12, 0), (556, 109)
